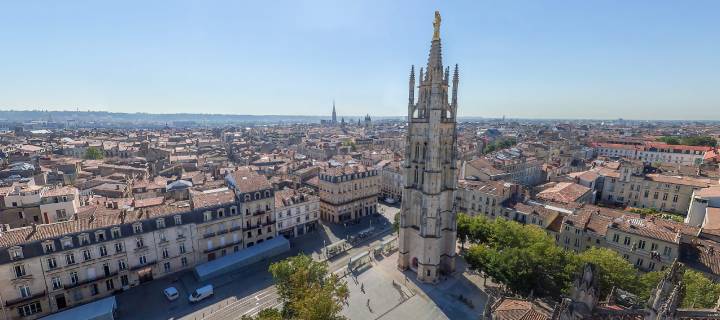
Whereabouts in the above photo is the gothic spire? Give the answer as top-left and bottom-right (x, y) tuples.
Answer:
(427, 11), (444, 82)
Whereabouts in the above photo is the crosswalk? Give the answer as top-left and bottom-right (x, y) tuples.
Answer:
(183, 287), (280, 320)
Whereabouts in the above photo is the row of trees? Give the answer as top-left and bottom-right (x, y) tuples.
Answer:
(458, 214), (720, 308)
(657, 135), (717, 147)
(243, 255), (349, 320)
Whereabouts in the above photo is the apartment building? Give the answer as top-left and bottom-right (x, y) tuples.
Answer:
(456, 179), (518, 218)
(318, 164), (379, 223)
(225, 171), (277, 248)
(594, 142), (711, 166)
(0, 200), (201, 320)
(379, 160), (403, 202)
(597, 162), (716, 214)
(557, 205), (693, 272)
(274, 188), (319, 238)
(1, 185), (81, 228)
(190, 189), (241, 262)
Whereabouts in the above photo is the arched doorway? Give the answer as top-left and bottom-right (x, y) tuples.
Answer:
(411, 257), (418, 271)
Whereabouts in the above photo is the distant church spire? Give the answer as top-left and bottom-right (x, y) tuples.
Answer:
(331, 100), (337, 124)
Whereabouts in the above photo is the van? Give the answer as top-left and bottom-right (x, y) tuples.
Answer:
(188, 284), (214, 303)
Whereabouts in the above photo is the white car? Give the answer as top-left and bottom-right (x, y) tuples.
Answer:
(163, 287), (179, 301)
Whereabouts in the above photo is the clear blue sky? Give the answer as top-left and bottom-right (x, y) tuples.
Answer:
(1, 1), (719, 119)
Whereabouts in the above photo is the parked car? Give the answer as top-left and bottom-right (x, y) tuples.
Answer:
(163, 287), (179, 301)
(188, 284), (214, 303)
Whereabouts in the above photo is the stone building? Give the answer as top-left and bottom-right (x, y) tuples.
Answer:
(398, 11), (459, 283)
(274, 188), (319, 238)
(225, 171), (277, 248)
(318, 164), (379, 224)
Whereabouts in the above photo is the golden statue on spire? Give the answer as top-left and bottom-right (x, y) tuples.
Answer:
(433, 11), (441, 40)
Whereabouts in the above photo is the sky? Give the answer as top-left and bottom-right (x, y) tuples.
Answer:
(1, 1), (719, 120)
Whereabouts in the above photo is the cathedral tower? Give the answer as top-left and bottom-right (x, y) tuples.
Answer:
(397, 11), (459, 283)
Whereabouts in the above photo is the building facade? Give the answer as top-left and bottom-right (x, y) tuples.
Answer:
(274, 189), (319, 238)
(318, 165), (379, 224)
(398, 12), (459, 283)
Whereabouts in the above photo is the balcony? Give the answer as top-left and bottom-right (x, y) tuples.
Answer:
(63, 272), (119, 290)
(202, 232), (216, 239)
(4, 290), (46, 307)
(134, 245), (149, 252)
(252, 209), (268, 217)
(130, 260), (157, 271)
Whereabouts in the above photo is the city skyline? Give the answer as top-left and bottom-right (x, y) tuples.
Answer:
(1, 1), (719, 120)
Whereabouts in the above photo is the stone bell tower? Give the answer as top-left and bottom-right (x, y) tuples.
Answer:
(397, 10), (459, 283)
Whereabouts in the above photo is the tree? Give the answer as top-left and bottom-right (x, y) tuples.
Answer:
(241, 309), (282, 320)
(575, 248), (640, 297)
(637, 271), (665, 303)
(682, 269), (720, 308)
(84, 146), (104, 160)
(464, 217), (574, 298)
(267, 255), (349, 320)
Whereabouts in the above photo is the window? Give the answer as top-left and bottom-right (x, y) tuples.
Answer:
(623, 236), (631, 246)
(106, 279), (114, 291)
(612, 234), (619, 243)
(90, 283), (99, 296)
(111, 228), (121, 239)
(82, 250), (92, 261)
(653, 192), (658, 199)
(159, 232), (166, 242)
(174, 215), (182, 225)
(121, 275), (129, 287)
(98, 246), (107, 257)
(133, 223), (143, 234)
(14, 264), (26, 278)
(62, 237), (73, 249)
(118, 259), (127, 271)
(163, 262), (171, 272)
(52, 277), (62, 290)
(44, 242), (55, 253)
(70, 272), (79, 285)
(139, 255), (147, 265)
(651, 243), (658, 251)
(638, 240), (646, 250)
(96, 231), (106, 242)
(179, 243), (186, 254)
(217, 209), (224, 218)
(114, 242), (123, 253)
(672, 195), (678, 203)
(662, 193), (668, 201)
(19, 285), (31, 298)
(65, 253), (76, 265)
(162, 248), (169, 259)
(47, 257), (58, 269)
(663, 246), (672, 256)
(635, 258), (644, 267)
(181, 256), (188, 267)
(136, 238), (144, 249)
(156, 218), (165, 229)
(18, 301), (42, 317)
(79, 234), (90, 245)
(648, 261), (656, 271)
(203, 211), (212, 222)
(9, 247), (23, 261)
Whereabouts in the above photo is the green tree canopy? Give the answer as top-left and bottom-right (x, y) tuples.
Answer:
(657, 135), (717, 147)
(84, 146), (104, 160)
(266, 254), (349, 320)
